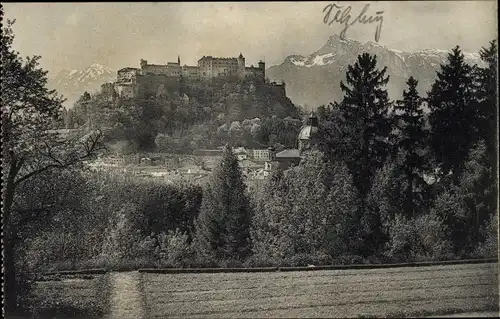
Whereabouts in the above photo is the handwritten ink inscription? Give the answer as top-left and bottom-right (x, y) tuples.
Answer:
(323, 3), (384, 42)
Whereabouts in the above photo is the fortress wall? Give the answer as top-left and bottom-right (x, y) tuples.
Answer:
(136, 75), (181, 98)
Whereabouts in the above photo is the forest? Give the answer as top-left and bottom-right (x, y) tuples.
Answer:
(2, 18), (498, 316)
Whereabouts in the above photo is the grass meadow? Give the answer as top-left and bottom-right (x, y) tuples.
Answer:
(31, 262), (499, 318)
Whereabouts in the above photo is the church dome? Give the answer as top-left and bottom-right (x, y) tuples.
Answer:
(298, 111), (320, 154)
(298, 125), (319, 140)
(298, 112), (319, 140)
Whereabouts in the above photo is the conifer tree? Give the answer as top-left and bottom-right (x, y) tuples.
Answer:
(392, 77), (428, 216)
(337, 53), (392, 198)
(427, 46), (476, 177)
(194, 145), (252, 263)
(474, 40), (497, 178)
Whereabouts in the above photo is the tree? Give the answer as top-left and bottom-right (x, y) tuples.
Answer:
(193, 145), (252, 264)
(323, 53), (393, 258)
(250, 166), (290, 264)
(384, 214), (453, 262)
(391, 77), (428, 217)
(474, 40), (498, 214)
(336, 53), (392, 199)
(367, 159), (407, 226)
(475, 40), (497, 161)
(430, 140), (495, 255)
(1, 20), (104, 313)
(427, 46), (477, 178)
(251, 151), (359, 265)
(316, 104), (333, 121)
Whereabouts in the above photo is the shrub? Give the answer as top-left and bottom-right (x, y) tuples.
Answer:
(284, 253), (333, 267)
(219, 258), (245, 268)
(384, 214), (454, 262)
(474, 213), (499, 259)
(156, 229), (194, 268)
(243, 255), (282, 268)
(99, 206), (156, 268)
(331, 255), (366, 265)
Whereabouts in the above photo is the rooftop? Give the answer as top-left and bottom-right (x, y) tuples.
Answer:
(198, 56), (239, 61)
(276, 149), (300, 158)
(298, 126), (319, 140)
(239, 159), (266, 168)
(234, 147), (247, 154)
(118, 67), (140, 72)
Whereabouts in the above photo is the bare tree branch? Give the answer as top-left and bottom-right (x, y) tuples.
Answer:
(14, 130), (105, 187)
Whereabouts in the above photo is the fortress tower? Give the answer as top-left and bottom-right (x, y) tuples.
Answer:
(258, 60), (265, 70)
(258, 60), (266, 79)
(237, 53), (245, 77)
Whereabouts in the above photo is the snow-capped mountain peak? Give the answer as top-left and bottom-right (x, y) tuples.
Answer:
(48, 64), (116, 108)
(267, 34), (486, 108)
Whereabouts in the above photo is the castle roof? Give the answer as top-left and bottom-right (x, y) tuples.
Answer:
(118, 67), (140, 72)
(144, 64), (166, 67)
(115, 82), (135, 87)
(198, 56), (239, 62)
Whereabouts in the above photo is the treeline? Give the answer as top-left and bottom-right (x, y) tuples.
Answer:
(313, 45), (498, 260)
(62, 77), (299, 153)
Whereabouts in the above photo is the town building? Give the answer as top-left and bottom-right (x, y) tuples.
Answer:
(275, 149), (301, 169)
(104, 156), (127, 166)
(234, 147), (248, 161)
(249, 147), (275, 161)
(140, 157), (152, 166)
(271, 111), (321, 170)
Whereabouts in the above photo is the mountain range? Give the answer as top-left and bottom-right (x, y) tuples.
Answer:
(266, 34), (484, 109)
(48, 64), (116, 108)
(49, 35), (484, 110)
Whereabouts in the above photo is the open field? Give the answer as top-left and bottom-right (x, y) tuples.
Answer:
(140, 263), (499, 318)
(32, 273), (110, 318)
(31, 262), (499, 318)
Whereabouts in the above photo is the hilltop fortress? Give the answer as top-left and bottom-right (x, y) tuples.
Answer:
(114, 53), (279, 99)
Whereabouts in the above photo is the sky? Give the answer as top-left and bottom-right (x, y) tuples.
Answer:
(3, 1), (498, 73)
